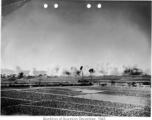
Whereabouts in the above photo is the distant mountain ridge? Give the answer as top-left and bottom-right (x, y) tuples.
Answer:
(1, 69), (47, 75)
(1, 69), (14, 75)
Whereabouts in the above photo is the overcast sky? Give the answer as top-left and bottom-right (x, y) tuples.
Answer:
(1, 0), (151, 71)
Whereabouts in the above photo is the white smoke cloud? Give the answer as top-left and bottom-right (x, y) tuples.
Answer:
(47, 63), (60, 76)
(96, 63), (149, 76)
(120, 64), (144, 75)
(96, 62), (109, 75)
(29, 67), (36, 76)
(57, 67), (64, 76)
(107, 66), (120, 75)
(60, 68), (70, 76)
(14, 66), (21, 75)
(70, 67), (78, 76)
(83, 66), (90, 76)
(55, 67), (70, 76)
(95, 62), (134, 76)
(144, 69), (151, 75)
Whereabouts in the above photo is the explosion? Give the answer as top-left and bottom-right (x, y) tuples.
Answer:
(47, 63), (60, 76)
(29, 68), (36, 76)
(14, 66), (21, 75)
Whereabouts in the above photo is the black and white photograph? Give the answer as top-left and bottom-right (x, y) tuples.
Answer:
(1, 0), (151, 117)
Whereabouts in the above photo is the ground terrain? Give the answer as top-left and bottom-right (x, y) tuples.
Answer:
(1, 85), (151, 116)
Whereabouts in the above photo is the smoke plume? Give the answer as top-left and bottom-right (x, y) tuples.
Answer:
(95, 62), (147, 76)
(29, 67), (36, 76)
(47, 63), (60, 76)
(70, 67), (78, 76)
(83, 66), (90, 76)
(14, 66), (21, 75)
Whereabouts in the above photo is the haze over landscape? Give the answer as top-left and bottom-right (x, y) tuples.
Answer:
(1, 0), (151, 76)
(1, 1), (151, 116)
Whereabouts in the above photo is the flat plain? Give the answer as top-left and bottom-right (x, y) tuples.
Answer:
(1, 85), (151, 116)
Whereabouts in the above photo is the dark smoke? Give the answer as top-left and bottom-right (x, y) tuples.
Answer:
(65, 71), (71, 76)
(123, 66), (143, 75)
(89, 68), (95, 74)
(76, 70), (81, 76)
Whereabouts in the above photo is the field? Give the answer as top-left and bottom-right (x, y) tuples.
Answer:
(2, 77), (78, 83)
(1, 86), (151, 116)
